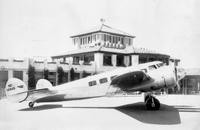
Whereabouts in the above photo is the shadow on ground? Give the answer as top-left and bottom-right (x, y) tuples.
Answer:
(116, 102), (181, 125)
(19, 102), (200, 125)
(19, 104), (62, 111)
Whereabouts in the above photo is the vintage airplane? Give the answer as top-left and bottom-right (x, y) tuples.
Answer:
(4, 61), (185, 110)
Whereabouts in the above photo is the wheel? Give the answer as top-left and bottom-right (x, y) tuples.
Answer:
(28, 102), (34, 108)
(145, 96), (160, 110)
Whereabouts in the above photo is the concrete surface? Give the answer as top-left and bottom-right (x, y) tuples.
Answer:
(0, 95), (200, 130)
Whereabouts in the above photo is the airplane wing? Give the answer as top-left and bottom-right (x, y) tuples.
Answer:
(110, 70), (153, 92)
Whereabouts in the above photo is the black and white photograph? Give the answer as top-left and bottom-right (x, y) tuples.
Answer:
(0, 0), (200, 130)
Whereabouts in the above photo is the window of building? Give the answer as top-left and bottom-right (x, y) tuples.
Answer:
(116, 55), (124, 66)
(84, 37), (86, 44)
(121, 37), (124, 45)
(13, 71), (23, 80)
(74, 72), (80, 80)
(83, 54), (94, 65)
(82, 71), (91, 78)
(109, 35), (111, 43)
(88, 36), (90, 43)
(113, 36), (116, 43)
(106, 35), (109, 41)
(82, 37), (85, 45)
(73, 38), (75, 45)
(88, 80), (97, 86)
(73, 56), (80, 65)
(80, 38), (82, 45)
(92, 34), (96, 42)
(97, 34), (99, 40)
(103, 54), (112, 66)
(117, 37), (120, 43)
(139, 56), (147, 64)
(149, 57), (156, 62)
(0, 71), (8, 88)
(104, 34), (106, 42)
(129, 56), (132, 66)
(35, 71), (44, 82)
(99, 78), (108, 84)
(128, 38), (132, 46)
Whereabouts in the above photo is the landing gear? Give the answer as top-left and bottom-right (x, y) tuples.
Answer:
(28, 102), (35, 108)
(144, 93), (160, 110)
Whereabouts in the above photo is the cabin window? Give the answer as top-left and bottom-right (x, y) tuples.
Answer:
(99, 78), (108, 84)
(88, 80), (97, 86)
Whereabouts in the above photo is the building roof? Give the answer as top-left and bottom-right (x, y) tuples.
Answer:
(70, 24), (135, 38)
(52, 46), (169, 58)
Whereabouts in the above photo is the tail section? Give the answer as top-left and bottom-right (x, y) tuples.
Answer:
(5, 78), (28, 103)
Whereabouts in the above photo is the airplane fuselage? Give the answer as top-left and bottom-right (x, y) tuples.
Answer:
(33, 61), (177, 103)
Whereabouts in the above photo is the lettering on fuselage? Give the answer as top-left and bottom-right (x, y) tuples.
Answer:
(8, 84), (12, 87)
(17, 85), (23, 88)
(6, 87), (15, 91)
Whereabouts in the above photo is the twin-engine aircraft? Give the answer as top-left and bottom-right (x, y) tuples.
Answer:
(5, 61), (185, 110)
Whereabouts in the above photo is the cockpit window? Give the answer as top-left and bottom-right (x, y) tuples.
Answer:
(148, 65), (157, 70)
(157, 63), (165, 68)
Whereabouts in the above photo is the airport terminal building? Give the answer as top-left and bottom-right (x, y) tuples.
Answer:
(1, 23), (197, 97)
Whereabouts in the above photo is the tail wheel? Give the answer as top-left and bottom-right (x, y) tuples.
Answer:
(28, 102), (34, 108)
(145, 96), (160, 110)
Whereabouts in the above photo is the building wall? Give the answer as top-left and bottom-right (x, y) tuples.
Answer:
(180, 75), (200, 94)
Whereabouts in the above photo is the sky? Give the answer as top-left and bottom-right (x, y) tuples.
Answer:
(0, 0), (200, 68)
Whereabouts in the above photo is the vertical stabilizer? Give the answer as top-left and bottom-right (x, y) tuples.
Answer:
(5, 78), (28, 103)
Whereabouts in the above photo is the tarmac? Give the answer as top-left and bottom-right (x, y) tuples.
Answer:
(0, 95), (200, 130)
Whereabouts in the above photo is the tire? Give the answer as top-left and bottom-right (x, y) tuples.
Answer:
(145, 96), (160, 110)
(28, 102), (34, 108)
